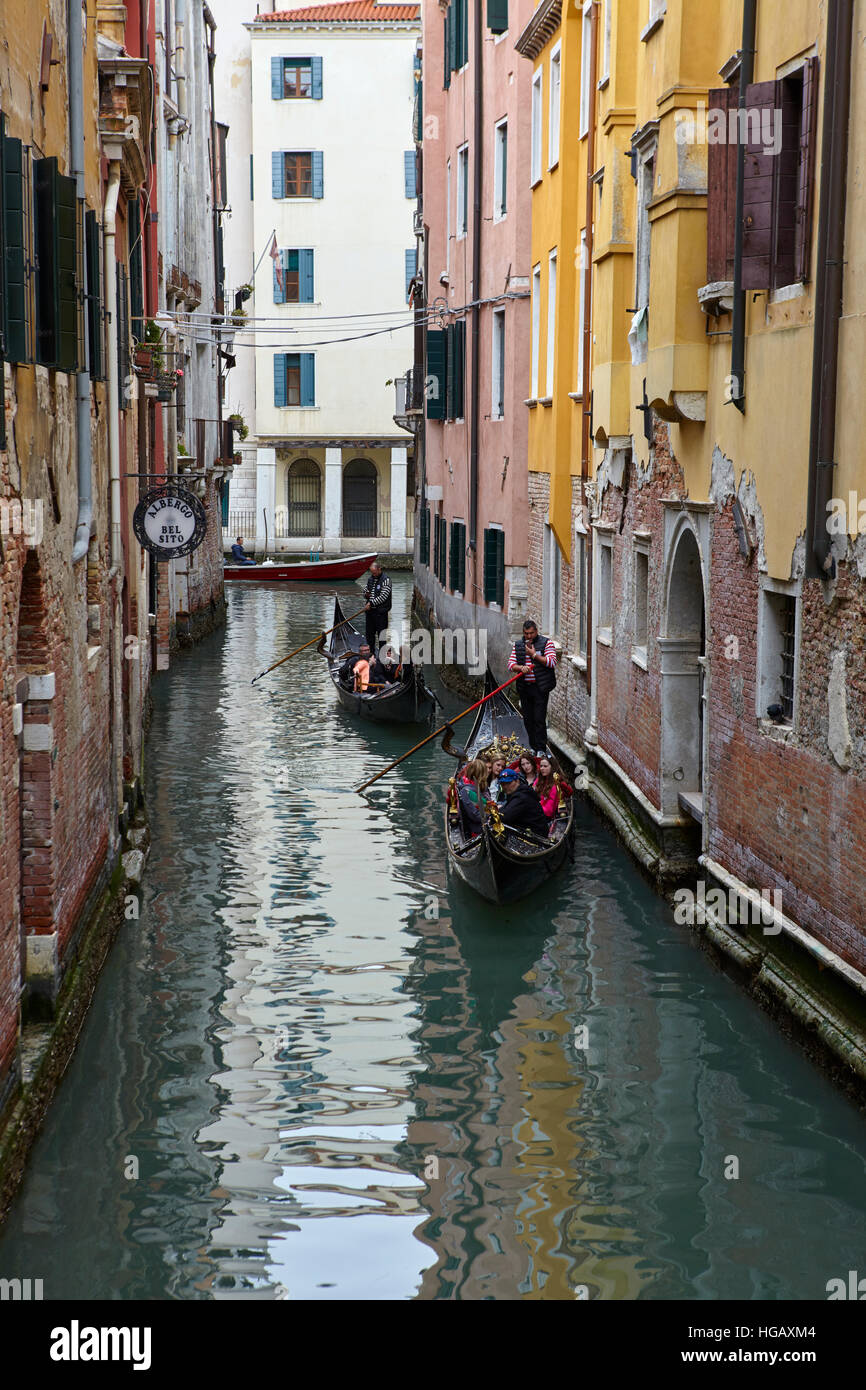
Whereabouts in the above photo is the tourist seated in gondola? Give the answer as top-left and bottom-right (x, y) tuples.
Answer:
(533, 754), (573, 820)
(369, 645), (401, 687)
(497, 767), (550, 837)
(485, 751), (508, 803)
(457, 758), (491, 834)
(517, 752), (538, 785)
(339, 642), (372, 691)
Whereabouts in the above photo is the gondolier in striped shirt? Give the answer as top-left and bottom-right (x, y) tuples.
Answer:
(363, 560), (392, 651)
(507, 619), (557, 755)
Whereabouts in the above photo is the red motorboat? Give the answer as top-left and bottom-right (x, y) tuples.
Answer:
(223, 552), (377, 582)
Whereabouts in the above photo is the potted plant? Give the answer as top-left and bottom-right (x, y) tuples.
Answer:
(229, 306), (248, 327)
(134, 319), (164, 376)
(227, 411), (249, 441)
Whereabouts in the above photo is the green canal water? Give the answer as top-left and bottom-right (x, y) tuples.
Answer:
(1, 576), (865, 1300)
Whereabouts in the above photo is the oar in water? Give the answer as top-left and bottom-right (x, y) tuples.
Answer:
(354, 673), (522, 794)
(250, 607), (367, 685)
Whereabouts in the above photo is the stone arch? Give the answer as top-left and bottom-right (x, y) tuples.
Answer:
(286, 457), (321, 537)
(342, 457), (377, 537)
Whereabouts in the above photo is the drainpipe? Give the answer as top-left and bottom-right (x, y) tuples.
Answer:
(69, 0), (93, 563)
(729, 0), (756, 414)
(175, 0), (187, 120)
(104, 163), (122, 568)
(806, 0), (854, 578)
(468, 0), (483, 565)
(581, 1), (598, 695)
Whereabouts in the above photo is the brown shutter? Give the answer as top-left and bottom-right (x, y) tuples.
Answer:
(794, 57), (818, 282)
(740, 80), (778, 290)
(706, 87), (737, 282)
(771, 76), (801, 288)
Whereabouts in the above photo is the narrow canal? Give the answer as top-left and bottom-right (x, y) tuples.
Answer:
(2, 575), (866, 1300)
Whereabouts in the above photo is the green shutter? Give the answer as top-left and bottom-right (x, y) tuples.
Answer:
(450, 319), (465, 418)
(487, 0), (508, 33)
(85, 209), (104, 380)
(34, 157), (78, 371)
(483, 527), (504, 604)
(426, 327), (446, 420)
(495, 529), (505, 605)
(272, 57), (283, 99)
(445, 323), (454, 420)
(299, 352), (315, 406)
(117, 266), (130, 407)
(2, 128), (28, 363)
(444, 12), (451, 89)
(274, 353), (287, 407)
(449, 521), (466, 591)
(128, 196), (144, 342)
(420, 505), (430, 565)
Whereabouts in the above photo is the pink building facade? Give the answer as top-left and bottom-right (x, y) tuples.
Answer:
(411, 0), (534, 673)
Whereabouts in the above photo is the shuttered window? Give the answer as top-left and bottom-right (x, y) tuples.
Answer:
(274, 352), (315, 407)
(404, 150), (417, 199)
(449, 520), (466, 592)
(274, 247), (314, 304)
(443, 11), (451, 90)
(433, 513), (447, 583)
(426, 328), (446, 420)
(272, 152), (323, 199)
(483, 527), (505, 606)
(740, 62), (819, 290)
(445, 318), (465, 420)
(487, 0), (508, 33)
(2, 125), (30, 364)
(128, 195), (144, 343)
(404, 247), (417, 300)
(85, 209), (104, 380)
(34, 156), (79, 371)
(419, 505), (431, 565)
(447, 0), (468, 71)
(117, 265), (131, 408)
(706, 87), (738, 282)
(271, 56), (322, 100)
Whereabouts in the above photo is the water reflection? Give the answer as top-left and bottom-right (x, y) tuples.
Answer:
(0, 578), (865, 1300)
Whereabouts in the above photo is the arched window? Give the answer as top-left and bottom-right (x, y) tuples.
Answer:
(286, 458), (321, 536)
(342, 458), (377, 537)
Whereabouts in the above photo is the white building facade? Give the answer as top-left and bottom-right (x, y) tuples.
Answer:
(243, 2), (421, 558)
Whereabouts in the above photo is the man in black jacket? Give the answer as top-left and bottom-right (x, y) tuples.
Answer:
(339, 643), (372, 686)
(507, 619), (557, 755)
(498, 768), (549, 837)
(364, 561), (392, 650)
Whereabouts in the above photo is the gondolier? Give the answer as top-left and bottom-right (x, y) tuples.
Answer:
(363, 560), (392, 651)
(507, 619), (557, 755)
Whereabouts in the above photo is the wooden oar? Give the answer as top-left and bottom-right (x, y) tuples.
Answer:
(251, 606), (367, 684)
(354, 672), (522, 794)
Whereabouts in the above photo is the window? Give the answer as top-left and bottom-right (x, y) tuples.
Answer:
(272, 151), (323, 199)
(419, 505), (431, 564)
(597, 535), (613, 639)
(545, 250), (557, 397)
(34, 156), (79, 371)
(576, 530), (588, 659)
(274, 352), (315, 407)
(483, 526), (505, 607)
(426, 326), (446, 420)
(600, 0), (611, 84)
(343, 458), (377, 537)
(128, 196), (144, 343)
(274, 247), (315, 304)
(758, 585), (799, 724)
(544, 524), (562, 637)
(741, 61), (818, 289)
(449, 519), (466, 592)
(445, 157), (451, 274)
(286, 459), (321, 536)
(271, 56), (322, 100)
(445, 318), (465, 420)
(446, 0), (468, 74)
(491, 308), (505, 419)
(1, 120), (31, 363)
(434, 512), (447, 582)
(579, 3), (593, 137)
(404, 150), (417, 199)
(648, 0), (666, 26)
(405, 246), (418, 300)
(530, 264), (541, 398)
(116, 265), (130, 408)
(487, 0), (508, 34)
(531, 69), (543, 184)
(576, 229), (588, 388)
(631, 135), (656, 362)
(633, 541), (649, 660)
(705, 86), (738, 283)
(549, 44), (561, 167)
(456, 144), (468, 238)
(85, 209), (104, 380)
(494, 119), (507, 220)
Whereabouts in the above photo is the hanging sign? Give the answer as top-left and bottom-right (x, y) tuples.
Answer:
(133, 483), (207, 561)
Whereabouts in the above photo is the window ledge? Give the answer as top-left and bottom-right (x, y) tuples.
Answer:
(538, 395), (553, 407)
(597, 628), (612, 647)
(698, 281), (735, 316)
(640, 15), (665, 42)
(491, 412), (504, 421)
(770, 282), (807, 305)
(758, 717), (796, 744)
(598, 74), (610, 91)
(277, 405), (320, 410)
(631, 647), (648, 670)
(525, 397), (539, 409)
(569, 653), (588, 671)
(530, 174), (543, 189)
(548, 157), (560, 173)
(493, 211), (507, 224)
(568, 391), (583, 402)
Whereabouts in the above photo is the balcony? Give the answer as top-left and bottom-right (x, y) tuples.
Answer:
(393, 366), (425, 432)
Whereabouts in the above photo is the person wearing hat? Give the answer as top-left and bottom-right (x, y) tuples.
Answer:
(498, 766), (550, 837)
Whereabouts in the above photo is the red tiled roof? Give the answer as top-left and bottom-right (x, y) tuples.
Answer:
(259, 2), (419, 21)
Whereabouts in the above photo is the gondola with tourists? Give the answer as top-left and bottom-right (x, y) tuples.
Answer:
(443, 667), (574, 903)
(319, 596), (437, 724)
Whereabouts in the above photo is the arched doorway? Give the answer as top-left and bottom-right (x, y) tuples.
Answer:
(342, 458), (377, 537)
(286, 458), (321, 536)
(658, 523), (706, 817)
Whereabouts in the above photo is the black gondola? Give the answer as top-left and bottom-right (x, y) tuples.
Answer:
(444, 668), (574, 903)
(320, 596), (437, 724)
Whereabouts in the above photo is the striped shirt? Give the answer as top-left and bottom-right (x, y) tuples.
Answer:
(365, 573), (392, 609)
(508, 637), (557, 683)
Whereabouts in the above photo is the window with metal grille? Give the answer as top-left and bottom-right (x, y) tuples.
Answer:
(286, 458), (321, 536)
(758, 586), (798, 724)
(779, 594), (796, 720)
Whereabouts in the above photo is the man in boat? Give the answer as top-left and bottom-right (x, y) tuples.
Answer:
(370, 644), (401, 687)
(507, 619), (557, 756)
(229, 536), (257, 565)
(339, 642), (373, 689)
(363, 561), (392, 651)
(497, 767), (550, 837)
